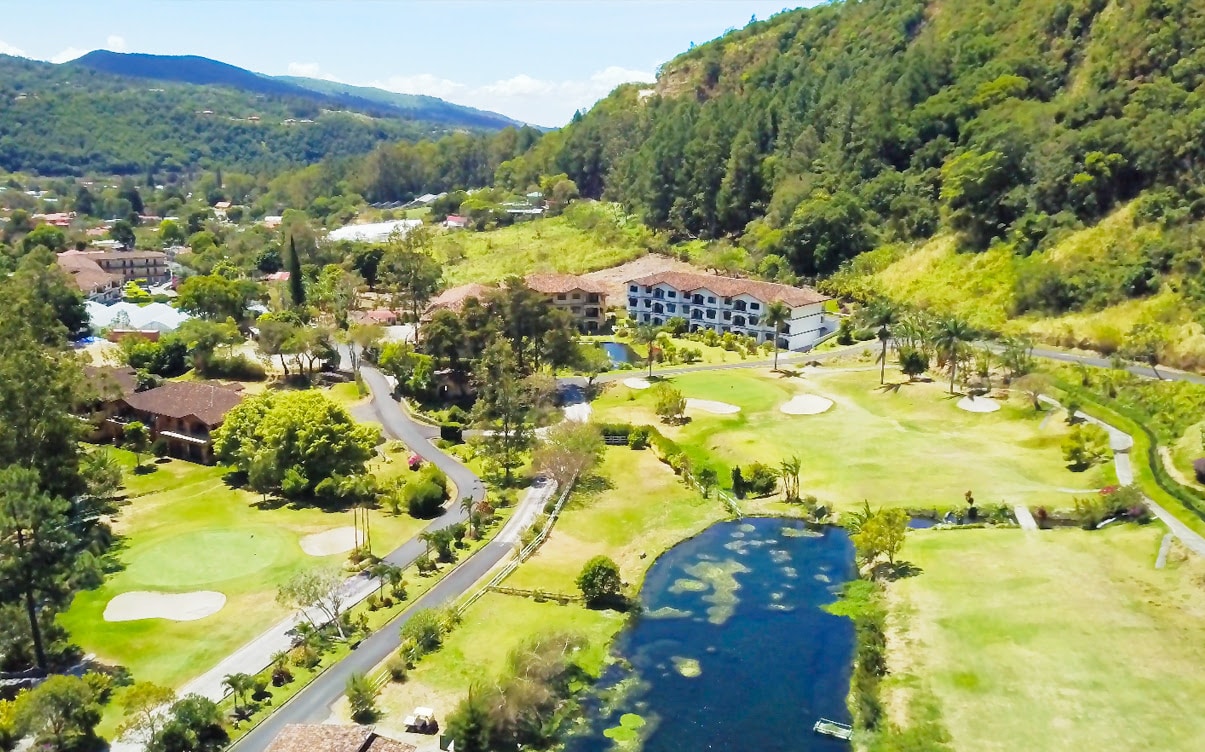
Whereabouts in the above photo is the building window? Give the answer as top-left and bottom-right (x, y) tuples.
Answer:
(734, 315), (746, 326)
(723, 311), (731, 321)
(691, 310), (702, 320)
(705, 310), (716, 320)
(750, 302), (761, 311)
(630, 285), (638, 293)
(588, 294), (600, 303)
(734, 300), (747, 311)
(642, 314), (651, 323)
(571, 293), (581, 300)
(666, 304), (676, 313)
(692, 294), (703, 304)
(667, 291), (677, 298)
(628, 297), (637, 308)
(556, 293), (567, 301)
(724, 297), (732, 305)
(707, 296), (716, 304)
(653, 317), (663, 326)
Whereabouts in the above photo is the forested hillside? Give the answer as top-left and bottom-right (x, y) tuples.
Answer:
(0, 53), (517, 176)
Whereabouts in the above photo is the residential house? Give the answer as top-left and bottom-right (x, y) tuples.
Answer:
(115, 382), (244, 463)
(56, 251), (122, 302)
(525, 273), (608, 333)
(87, 250), (171, 284)
(423, 282), (494, 319)
(80, 366), (141, 441)
(443, 214), (469, 229)
(352, 308), (401, 326)
(264, 725), (414, 752)
(625, 271), (833, 351)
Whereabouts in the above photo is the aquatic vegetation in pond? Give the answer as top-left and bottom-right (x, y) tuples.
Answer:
(782, 526), (823, 538)
(603, 713), (649, 746)
(815, 573), (831, 583)
(782, 566), (798, 578)
(668, 578), (707, 594)
(671, 656), (701, 677)
(645, 606), (692, 620)
(684, 558), (750, 625)
(739, 523), (756, 532)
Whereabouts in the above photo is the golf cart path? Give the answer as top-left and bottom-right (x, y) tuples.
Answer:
(1037, 395), (1205, 558)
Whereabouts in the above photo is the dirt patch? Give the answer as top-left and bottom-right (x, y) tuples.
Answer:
(104, 591), (226, 622)
(583, 254), (708, 302)
(300, 526), (358, 556)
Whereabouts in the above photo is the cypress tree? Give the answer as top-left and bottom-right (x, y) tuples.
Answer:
(284, 236), (305, 307)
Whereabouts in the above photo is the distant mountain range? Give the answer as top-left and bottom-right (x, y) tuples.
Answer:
(0, 50), (525, 176)
(72, 51), (524, 130)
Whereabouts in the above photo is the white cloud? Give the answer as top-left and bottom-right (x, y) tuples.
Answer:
(0, 40), (27, 58)
(105, 35), (127, 52)
(373, 65), (654, 126)
(50, 47), (87, 64)
(286, 61), (342, 82)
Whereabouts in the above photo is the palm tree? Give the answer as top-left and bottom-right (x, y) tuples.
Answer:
(779, 456), (802, 502)
(460, 495), (477, 538)
(370, 561), (402, 598)
(223, 672), (254, 715)
(863, 299), (901, 385)
(633, 324), (660, 378)
(764, 301), (791, 372)
(419, 531), (437, 558)
(933, 316), (975, 394)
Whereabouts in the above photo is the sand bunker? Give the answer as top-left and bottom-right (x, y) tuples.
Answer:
(623, 377), (652, 390)
(957, 396), (1001, 413)
(686, 398), (741, 415)
(779, 394), (834, 415)
(300, 526), (358, 556)
(104, 591), (226, 622)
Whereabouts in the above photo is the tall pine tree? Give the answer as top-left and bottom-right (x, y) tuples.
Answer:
(284, 236), (305, 307)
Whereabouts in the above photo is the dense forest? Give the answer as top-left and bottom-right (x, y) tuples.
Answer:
(0, 53), (516, 176)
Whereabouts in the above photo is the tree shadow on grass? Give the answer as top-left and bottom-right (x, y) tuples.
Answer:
(877, 383), (904, 394)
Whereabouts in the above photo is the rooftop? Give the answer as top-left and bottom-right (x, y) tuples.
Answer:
(628, 271), (829, 308)
(425, 282), (494, 315)
(263, 724), (415, 752)
(328, 219), (423, 243)
(123, 381), (244, 426)
(56, 252), (120, 293)
(83, 365), (139, 401)
(525, 273), (607, 296)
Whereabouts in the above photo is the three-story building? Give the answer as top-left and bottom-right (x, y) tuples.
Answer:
(625, 271), (833, 350)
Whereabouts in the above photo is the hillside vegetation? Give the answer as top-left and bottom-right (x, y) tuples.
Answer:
(0, 52), (517, 175)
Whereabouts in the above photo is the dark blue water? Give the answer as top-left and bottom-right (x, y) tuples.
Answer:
(566, 518), (856, 752)
(599, 341), (637, 364)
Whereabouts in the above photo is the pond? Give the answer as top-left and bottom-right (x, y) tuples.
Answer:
(599, 341), (637, 365)
(565, 518), (856, 752)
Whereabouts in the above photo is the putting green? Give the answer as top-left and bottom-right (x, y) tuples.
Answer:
(122, 527), (295, 588)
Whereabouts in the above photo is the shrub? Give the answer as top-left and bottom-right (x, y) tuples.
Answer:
(387, 655), (408, 682)
(152, 437), (170, 458)
(1062, 424), (1110, 471)
(627, 426), (651, 450)
(203, 354), (267, 380)
(346, 673), (379, 724)
(415, 554), (436, 574)
(440, 424), (463, 442)
(445, 405), (470, 424)
(405, 479), (447, 518)
(577, 555), (623, 606)
(837, 317), (854, 345)
(743, 462), (779, 496)
(400, 609), (446, 657)
(1194, 458), (1205, 484)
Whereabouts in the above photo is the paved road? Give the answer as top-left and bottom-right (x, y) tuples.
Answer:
(228, 370), (553, 752)
(232, 480), (555, 752)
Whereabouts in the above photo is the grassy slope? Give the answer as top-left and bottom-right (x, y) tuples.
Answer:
(593, 366), (1112, 512)
(432, 212), (649, 286)
(886, 526), (1205, 751)
(360, 448), (725, 731)
(870, 202), (1205, 367)
(60, 449), (428, 689)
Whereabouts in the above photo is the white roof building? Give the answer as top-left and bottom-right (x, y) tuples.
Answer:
(327, 219), (423, 243)
(85, 301), (191, 333)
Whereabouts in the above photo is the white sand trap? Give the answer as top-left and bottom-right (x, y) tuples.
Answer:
(300, 526), (359, 556)
(623, 377), (652, 390)
(780, 394), (834, 415)
(563, 402), (592, 422)
(957, 396), (1001, 413)
(686, 398), (741, 415)
(104, 591), (226, 622)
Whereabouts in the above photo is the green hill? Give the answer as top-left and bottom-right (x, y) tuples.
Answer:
(488, 0), (1205, 360)
(0, 51), (520, 176)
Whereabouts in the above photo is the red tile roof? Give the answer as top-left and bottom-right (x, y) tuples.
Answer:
(56, 251), (120, 293)
(122, 381), (244, 426)
(425, 283), (494, 315)
(524, 273), (608, 296)
(264, 725), (415, 752)
(628, 271), (829, 308)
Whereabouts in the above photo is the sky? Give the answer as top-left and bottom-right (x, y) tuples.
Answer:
(0, 1), (818, 127)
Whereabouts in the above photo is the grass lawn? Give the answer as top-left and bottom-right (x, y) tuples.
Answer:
(61, 449), (430, 690)
(350, 448), (725, 733)
(592, 367), (1115, 512)
(433, 212), (647, 286)
(884, 525), (1205, 751)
